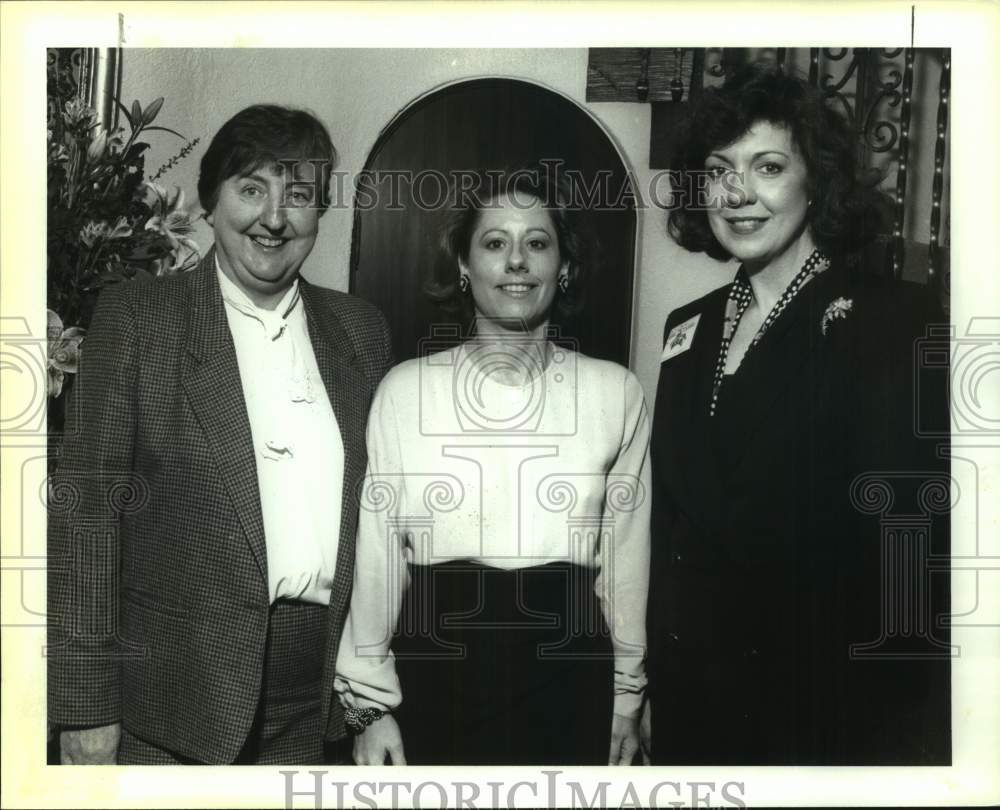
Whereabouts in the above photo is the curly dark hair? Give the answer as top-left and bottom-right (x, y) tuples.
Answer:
(198, 104), (338, 215)
(667, 65), (883, 261)
(425, 165), (586, 324)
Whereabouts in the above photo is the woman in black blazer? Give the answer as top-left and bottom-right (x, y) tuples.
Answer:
(646, 66), (951, 765)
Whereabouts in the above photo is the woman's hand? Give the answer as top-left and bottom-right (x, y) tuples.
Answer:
(608, 713), (642, 765)
(60, 722), (121, 764)
(352, 714), (407, 765)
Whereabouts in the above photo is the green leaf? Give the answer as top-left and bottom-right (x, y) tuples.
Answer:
(141, 97), (164, 125)
(114, 98), (134, 130)
(143, 125), (187, 140)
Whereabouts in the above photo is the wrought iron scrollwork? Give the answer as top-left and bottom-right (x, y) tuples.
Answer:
(890, 49), (915, 279)
(929, 49), (950, 295)
(861, 50), (905, 155)
(705, 47), (727, 78)
(684, 46), (948, 293)
(819, 48), (863, 129)
(808, 48), (821, 86)
(823, 47), (851, 63)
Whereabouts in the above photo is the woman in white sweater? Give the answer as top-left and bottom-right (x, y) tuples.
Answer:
(335, 167), (650, 765)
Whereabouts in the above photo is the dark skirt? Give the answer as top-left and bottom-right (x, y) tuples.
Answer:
(648, 560), (952, 765)
(392, 560), (614, 765)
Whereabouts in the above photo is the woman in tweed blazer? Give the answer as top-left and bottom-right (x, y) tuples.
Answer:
(48, 105), (393, 765)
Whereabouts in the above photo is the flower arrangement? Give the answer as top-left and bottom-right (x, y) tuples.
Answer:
(47, 90), (202, 400)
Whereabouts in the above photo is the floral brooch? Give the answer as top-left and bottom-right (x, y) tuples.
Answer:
(821, 297), (854, 335)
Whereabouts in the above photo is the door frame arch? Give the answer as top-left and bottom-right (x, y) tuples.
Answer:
(366, 73), (638, 183)
(349, 74), (641, 362)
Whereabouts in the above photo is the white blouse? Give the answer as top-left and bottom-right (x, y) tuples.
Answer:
(335, 343), (651, 718)
(218, 265), (344, 605)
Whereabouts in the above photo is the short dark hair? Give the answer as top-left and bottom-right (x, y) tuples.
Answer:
(426, 166), (586, 323)
(197, 104), (337, 214)
(667, 65), (882, 261)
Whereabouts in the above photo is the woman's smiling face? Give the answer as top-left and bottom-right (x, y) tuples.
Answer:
(209, 163), (320, 309)
(461, 192), (567, 335)
(705, 120), (812, 269)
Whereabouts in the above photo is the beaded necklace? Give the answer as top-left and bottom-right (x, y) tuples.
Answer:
(709, 248), (829, 416)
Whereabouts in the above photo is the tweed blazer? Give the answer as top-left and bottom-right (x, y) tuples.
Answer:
(47, 249), (393, 764)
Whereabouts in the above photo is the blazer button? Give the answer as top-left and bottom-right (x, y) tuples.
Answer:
(672, 552), (683, 564)
(669, 632), (680, 644)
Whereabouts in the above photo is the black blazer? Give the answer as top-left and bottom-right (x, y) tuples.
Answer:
(47, 250), (393, 763)
(647, 261), (951, 765)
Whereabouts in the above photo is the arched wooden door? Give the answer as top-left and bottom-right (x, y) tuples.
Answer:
(350, 78), (637, 365)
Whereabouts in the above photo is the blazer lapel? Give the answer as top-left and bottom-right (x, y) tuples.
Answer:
(656, 288), (729, 536)
(299, 282), (372, 597)
(299, 282), (376, 732)
(724, 263), (845, 472)
(181, 249), (269, 586)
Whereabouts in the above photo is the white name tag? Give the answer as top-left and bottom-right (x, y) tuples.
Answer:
(661, 314), (701, 362)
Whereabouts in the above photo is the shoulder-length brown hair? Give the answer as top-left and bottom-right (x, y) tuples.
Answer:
(668, 65), (883, 261)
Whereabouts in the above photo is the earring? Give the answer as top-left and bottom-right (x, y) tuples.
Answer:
(459, 275), (470, 293)
(558, 274), (569, 293)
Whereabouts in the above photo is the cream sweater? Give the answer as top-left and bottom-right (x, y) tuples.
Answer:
(335, 343), (651, 718)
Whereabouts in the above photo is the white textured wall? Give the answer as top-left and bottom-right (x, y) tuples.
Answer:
(121, 48), (731, 407)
